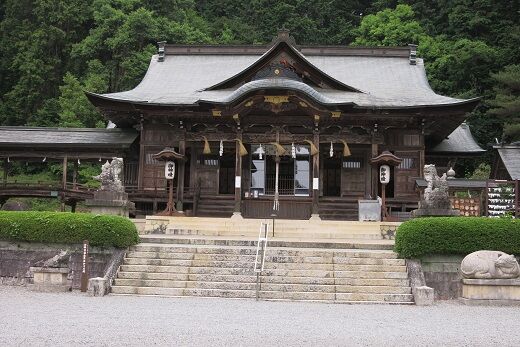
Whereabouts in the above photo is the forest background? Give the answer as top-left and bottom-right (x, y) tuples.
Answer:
(1, 0), (520, 181)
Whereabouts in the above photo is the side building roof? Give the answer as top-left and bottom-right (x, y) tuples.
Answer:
(429, 123), (485, 155)
(0, 127), (138, 149)
(494, 144), (520, 180)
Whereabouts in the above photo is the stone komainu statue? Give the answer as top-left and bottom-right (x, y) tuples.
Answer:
(419, 164), (451, 210)
(461, 251), (520, 279)
(94, 158), (124, 192)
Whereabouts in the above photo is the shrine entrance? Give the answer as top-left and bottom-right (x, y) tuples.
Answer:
(322, 157), (341, 197)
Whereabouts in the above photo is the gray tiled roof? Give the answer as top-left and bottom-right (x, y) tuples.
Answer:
(430, 123), (485, 153)
(89, 46), (478, 108)
(496, 146), (520, 180)
(0, 127), (138, 148)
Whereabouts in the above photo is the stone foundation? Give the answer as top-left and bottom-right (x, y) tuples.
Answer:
(420, 255), (464, 300)
(85, 190), (135, 217)
(461, 278), (520, 305)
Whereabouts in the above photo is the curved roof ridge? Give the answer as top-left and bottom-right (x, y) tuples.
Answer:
(198, 78), (354, 106)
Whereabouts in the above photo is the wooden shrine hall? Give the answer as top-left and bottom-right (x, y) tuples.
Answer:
(2, 31), (485, 220)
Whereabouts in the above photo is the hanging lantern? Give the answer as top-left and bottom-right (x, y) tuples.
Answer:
(258, 144), (264, 160)
(291, 142), (296, 158)
(219, 140), (224, 157)
(329, 141), (334, 158)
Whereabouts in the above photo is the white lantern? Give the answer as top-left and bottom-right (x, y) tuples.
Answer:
(379, 165), (390, 184)
(165, 161), (175, 180)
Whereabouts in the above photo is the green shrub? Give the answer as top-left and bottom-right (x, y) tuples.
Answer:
(394, 217), (520, 258)
(0, 211), (139, 248)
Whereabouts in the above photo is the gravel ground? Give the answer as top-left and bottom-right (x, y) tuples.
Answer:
(1, 285), (519, 347)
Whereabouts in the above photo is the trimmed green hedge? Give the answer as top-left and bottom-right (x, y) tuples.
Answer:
(394, 217), (520, 258)
(0, 211), (139, 248)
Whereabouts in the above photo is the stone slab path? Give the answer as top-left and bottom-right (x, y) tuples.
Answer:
(1, 286), (519, 347)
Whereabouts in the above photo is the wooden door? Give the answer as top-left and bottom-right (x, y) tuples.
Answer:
(394, 151), (420, 197)
(341, 156), (365, 197)
(322, 157), (341, 196)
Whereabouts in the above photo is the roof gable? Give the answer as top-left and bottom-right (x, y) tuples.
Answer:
(205, 36), (361, 93)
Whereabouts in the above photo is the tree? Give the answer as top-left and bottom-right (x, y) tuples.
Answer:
(489, 64), (520, 143)
(353, 4), (424, 46)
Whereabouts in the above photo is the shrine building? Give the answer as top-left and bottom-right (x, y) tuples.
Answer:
(81, 30), (483, 220)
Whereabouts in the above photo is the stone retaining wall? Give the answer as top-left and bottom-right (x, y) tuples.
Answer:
(420, 255), (464, 300)
(0, 241), (118, 289)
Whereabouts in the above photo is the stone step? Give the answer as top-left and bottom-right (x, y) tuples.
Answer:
(129, 245), (399, 258)
(125, 251), (404, 265)
(164, 229), (381, 239)
(138, 237), (394, 250)
(121, 257), (406, 272)
(116, 271), (410, 286)
(112, 279), (411, 294)
(118, 265), (408, 279)
(111, 286), (413, 302)
(264, 263), (406, 272)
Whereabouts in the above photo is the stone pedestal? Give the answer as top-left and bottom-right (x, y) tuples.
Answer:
(29, 267), (71, 292)
(413, 286), (434, 306)
(85, 190), (135, 217)
(461, 278), (520, 305)
(87, 277), (109, 296)
(358, 200), (381, 221)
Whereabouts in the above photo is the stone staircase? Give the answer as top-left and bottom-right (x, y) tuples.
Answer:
(111, 235), (413, 304)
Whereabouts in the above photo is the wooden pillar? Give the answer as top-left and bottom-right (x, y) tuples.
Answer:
(61, 156), (68, 212)
(234, 132), (243, 214)
(311, 132), (320, 216)
(62, 156), (68, 189)
(137, 122), (145, 190)
(3, 159), (8, 186)
(371, 144), (378, 198)
(72, 161), (78, 189)
(176, 139), (186, 211)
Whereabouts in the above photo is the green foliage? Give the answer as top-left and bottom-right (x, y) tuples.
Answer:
(353, 4), (424, 46)
(488, 64), (520, 143)
(0, 211), (139, 247)
(468, 163), (490, 180)
(394, 217), (520, 258)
